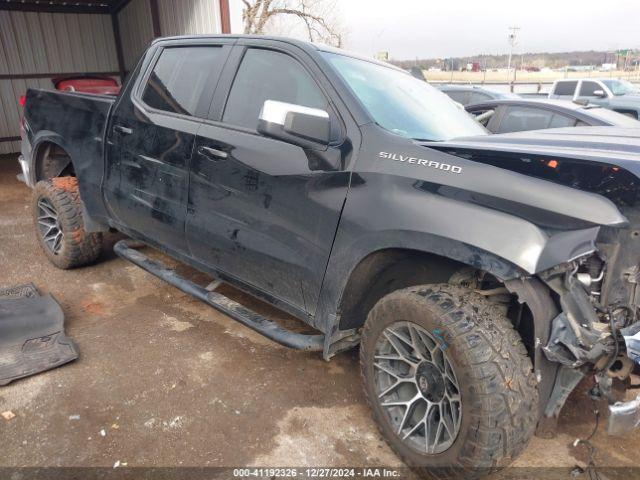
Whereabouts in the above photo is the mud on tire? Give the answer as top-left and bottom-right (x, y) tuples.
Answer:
(32, 177), (103, 269)
(360, 284), (538, 480)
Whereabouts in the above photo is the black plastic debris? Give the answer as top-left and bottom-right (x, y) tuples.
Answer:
(0, 284), (78, 386)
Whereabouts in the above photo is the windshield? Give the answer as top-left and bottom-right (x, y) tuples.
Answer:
(323, 52), (487, 141)
(601, 79), (637, 96)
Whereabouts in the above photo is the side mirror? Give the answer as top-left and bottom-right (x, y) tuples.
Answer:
(592, 89), (607, 98)
(258, 100), (331, 149)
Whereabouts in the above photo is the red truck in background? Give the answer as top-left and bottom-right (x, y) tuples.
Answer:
(52, 75), (121, 95)
(19, 75), (120, 106)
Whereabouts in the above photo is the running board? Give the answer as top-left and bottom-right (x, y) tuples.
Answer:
(114, 239), (324, 351)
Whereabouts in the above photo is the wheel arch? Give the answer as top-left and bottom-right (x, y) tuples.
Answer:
(337, 248), (466, 331)
(30, 133), (109, 233)
(322, 232), (524, 330)
(322, 239), (550, 368)
(32, 135), (75, 182)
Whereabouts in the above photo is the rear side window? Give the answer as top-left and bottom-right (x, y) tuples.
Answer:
(579, 81), (602, 97)
(548, 113), (577, 128)
(142, 46), (224, 117)
(497, 106), (577, 133)
(553, 81), (577, 96)
(223, 49), (327, 130)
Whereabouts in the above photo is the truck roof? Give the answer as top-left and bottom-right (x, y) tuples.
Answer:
(150, 34), (401, 71)
(555, 78), (626, 82)
(469, 97), (603, 110)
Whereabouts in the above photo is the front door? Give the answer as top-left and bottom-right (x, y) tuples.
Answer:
(186, 45), (351, 315)
(104, 41), (231, 253)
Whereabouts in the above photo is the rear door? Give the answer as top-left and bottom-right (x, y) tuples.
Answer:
(576, 80), (609, 107)
(186, 42), (353, 316)
(104, 39), (233, 253)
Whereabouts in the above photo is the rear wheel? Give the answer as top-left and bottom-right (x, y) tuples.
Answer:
(32, 177), (103, 269)
(360, 284), (537, 479)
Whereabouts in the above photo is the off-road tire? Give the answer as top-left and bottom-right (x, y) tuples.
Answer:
(360, 284), (538, 480)
(32, 177), (103, 269)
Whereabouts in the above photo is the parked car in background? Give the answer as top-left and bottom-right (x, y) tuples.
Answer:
(466, 98), (640, 133)
(549, 78), (640, 119)
(437, 84), (519, 105)
(52, 75), (121, 95)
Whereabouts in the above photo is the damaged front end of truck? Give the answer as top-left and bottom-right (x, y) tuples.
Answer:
(435, 128), (640, 437)
(532, 217), (640, 436)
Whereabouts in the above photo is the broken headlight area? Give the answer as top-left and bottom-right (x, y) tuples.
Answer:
(540, 255), (618, 369)
(539, 224), (640, 435)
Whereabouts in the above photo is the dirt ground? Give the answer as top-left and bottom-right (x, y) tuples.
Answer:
(1, 156), (639, 479)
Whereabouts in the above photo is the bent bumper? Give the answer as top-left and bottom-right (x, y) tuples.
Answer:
(607, 394), (640, 436)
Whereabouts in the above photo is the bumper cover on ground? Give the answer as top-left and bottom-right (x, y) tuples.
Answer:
(607, 394), (640, 436)
(0, 284), (78, 386)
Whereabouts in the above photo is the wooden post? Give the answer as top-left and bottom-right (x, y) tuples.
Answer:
(149, 0), (162, 38)
(219, 0), (231, 34)
(111, 13), (127, 83)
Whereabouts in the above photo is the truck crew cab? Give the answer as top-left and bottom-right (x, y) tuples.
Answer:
(19, 35), (640, 478)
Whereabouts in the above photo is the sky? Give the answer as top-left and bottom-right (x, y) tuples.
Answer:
(230, 0), (639, 60)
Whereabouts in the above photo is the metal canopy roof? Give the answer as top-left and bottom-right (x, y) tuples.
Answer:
(0, 0), (133, 14)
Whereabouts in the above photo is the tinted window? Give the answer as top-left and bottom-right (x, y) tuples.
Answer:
(579, 81), (602, 97)
(554, 81), (578, 96)
(223, 49), (327, 130)
(470, 108), (495, 126)
(548, 113), (577, 128)
(468, 91), (491, 104)
(444, 90), (468, 104)
(142, 46), (223, 116)
(497, 106), (555, 133)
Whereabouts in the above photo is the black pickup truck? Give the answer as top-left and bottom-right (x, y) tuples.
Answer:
(19, 35), (640, 478)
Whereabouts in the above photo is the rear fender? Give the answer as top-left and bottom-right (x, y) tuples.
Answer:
(31, 132), (72, 183)
(30, 133), (107, 232)
(23, 88), (113, 230)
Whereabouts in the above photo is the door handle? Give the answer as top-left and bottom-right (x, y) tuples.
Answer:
(198, 146), (228, 160)
(113, 125), (133, 135)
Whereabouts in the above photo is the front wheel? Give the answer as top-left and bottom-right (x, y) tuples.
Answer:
(360, 284), (537, 479)
(32, 177), (103, 269)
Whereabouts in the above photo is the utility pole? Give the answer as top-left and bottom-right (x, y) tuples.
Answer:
(507, 26), (520, 81)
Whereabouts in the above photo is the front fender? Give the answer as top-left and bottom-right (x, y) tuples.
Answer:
(314, 167), (620, 334)
(336, 172), (604, 276)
